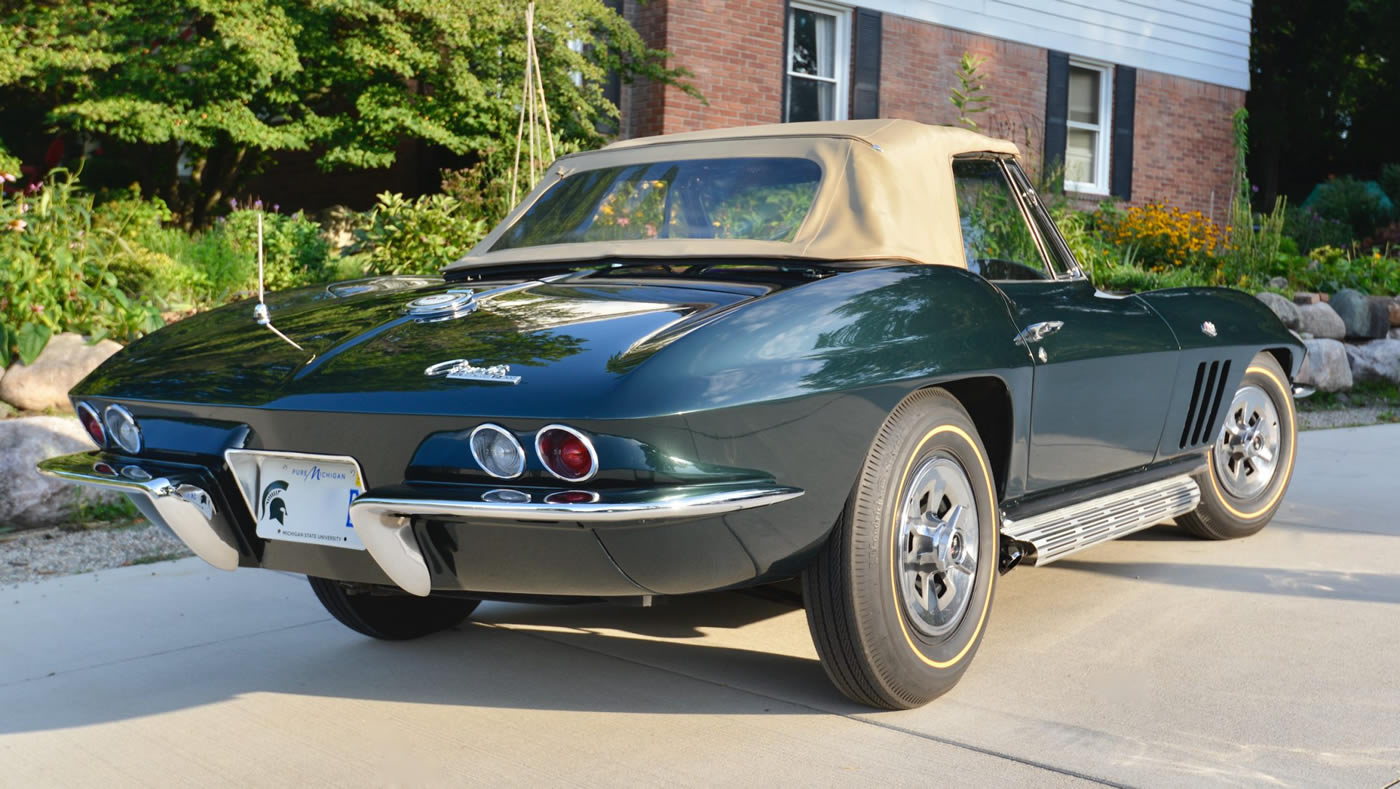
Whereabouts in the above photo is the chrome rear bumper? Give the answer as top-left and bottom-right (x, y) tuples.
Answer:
(37, 452), (241, 571)
(38, 451), (803, 597)
(349, 485), (804, 596)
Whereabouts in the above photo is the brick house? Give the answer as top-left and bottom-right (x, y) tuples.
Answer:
(615, 0), (1250, 221)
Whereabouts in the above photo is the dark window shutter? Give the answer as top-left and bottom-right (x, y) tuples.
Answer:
(1111, 65), (1136, 200)
(851, 9), (882, 119)
(1044, 51), (1069, 187)
(596, 0), (623, 135)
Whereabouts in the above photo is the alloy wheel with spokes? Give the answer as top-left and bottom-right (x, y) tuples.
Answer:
(897, 455), (980, 639)
(1212, 384), (1281, 499)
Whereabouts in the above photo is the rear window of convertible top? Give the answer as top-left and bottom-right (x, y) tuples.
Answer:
(491, 157), (823, 251)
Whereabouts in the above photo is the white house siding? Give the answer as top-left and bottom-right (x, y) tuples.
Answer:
(855, 0), (1251, 90)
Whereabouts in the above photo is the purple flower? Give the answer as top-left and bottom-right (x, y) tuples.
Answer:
(229, 197), (238, 209)
(25, 182), (41, 194)
(272, 203), (280, 214)
(1251, 184), (1259, 193)
(253, 199), (263, 210)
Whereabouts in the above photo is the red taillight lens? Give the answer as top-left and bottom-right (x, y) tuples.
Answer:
(536, 426), (597, 481)
(77, 403), (105, 448)
(545, 490), (599, 505)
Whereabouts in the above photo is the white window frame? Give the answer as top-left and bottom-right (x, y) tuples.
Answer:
(785, 1), (851, 123)
(1064, 58), (1113, 196)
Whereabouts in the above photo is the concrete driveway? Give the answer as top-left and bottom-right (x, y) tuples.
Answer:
(3, 424), (1398, 787)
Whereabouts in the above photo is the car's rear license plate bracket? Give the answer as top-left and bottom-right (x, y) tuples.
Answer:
(225, 450), (367, 551)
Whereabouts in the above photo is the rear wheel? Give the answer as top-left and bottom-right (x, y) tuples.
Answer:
(308, 576), (480, 640)
(803, 389), (998, 709)
(1179, 352), (1297, 540)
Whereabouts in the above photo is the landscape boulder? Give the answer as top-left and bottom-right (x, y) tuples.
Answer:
(1389, 298), (1400, 327)
(1344, 339), (1400, 384)
(1295, 338), (1353, 392)
(1329, 288), (1390, 339)
(0, 333), (122, 412)
(1267, 276), (1289, 290)
(0, 416), (119, 529)
(1255, 292), (1301, 330)
(1296, 302), (1347, 340)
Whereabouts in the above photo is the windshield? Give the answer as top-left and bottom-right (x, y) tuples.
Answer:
(491, 157), (822, 251)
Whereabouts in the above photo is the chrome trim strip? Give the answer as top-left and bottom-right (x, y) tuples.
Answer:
(1002, 474), (1200, 566)
(534, 424), (600, 483)
(468, 423), (526, 479)
(38, 454), (240, 571)
(348, 485), (804, 596)
(1292, 384), (1316, 399)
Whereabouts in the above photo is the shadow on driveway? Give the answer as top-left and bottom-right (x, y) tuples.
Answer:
(0, 588), (847, 736)
(1052, 559), (1400, 604)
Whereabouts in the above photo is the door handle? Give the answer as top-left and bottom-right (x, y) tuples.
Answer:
(1013, 321), (1064, 346)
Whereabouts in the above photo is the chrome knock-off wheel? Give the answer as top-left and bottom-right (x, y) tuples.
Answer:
(1212, 384), (1281, 499)
(897, 455), (979, 639)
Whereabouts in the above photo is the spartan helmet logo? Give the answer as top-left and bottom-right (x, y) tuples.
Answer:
(260, 480), (290, 525)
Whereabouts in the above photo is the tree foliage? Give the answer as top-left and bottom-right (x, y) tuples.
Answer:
(1248, 0), (1400, 205)
(0, 1), (695, 227)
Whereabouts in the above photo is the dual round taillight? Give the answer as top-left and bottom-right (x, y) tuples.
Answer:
(77, 402), (142, 453)
(467, 423), (598, 482)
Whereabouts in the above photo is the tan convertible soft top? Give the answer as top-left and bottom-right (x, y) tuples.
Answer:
(447, 119), (1020, 272)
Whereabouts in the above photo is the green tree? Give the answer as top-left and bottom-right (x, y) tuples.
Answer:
(0, 1), (695, 227)
(1248, 0), (1400, 205)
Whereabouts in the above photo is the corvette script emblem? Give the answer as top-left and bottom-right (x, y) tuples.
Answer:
(424, 359), (521, 384)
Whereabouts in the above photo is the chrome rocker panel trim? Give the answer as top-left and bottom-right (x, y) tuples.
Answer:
(348, 485), (805, 597)
(1002, 473), (1201, 566)
(37, 452), (241, 571)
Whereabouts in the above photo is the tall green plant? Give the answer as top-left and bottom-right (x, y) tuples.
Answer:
(949, 53), (989, 130)
(1226, 108), (1287, 286)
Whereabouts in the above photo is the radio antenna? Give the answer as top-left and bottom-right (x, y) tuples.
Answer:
(252, 211), (306, 352)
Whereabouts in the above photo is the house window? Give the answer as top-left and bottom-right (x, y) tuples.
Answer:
(785, 1), (851, 122)
(1064, 60), (1113, 194)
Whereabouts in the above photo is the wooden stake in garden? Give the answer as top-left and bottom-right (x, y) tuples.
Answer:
(511, 2), (556, 207)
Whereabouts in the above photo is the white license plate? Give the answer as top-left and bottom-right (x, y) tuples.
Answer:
(226, 450), (366, 550)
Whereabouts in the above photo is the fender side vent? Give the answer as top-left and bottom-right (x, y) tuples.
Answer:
(1179, 360), (1231, 448)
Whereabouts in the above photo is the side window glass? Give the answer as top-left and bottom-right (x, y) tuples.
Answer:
(1004, 160), (1079, 278)
(952, 158), (1051, 281)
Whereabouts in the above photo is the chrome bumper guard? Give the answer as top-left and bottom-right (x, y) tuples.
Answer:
(37, 452), (241, 571)
(349, 484), (805, 596)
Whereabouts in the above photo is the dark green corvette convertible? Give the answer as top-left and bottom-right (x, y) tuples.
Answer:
(40, 120), (1304, 709)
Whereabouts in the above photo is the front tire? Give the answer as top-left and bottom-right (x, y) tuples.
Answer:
(308, 576), (480, 640)
(803, 389), (999, 710)
(1179, 352), (1297, 540)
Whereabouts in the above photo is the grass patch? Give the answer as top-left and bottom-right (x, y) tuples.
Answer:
(1297, 380), (1400, 412)
(71, 495), (145, 528)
